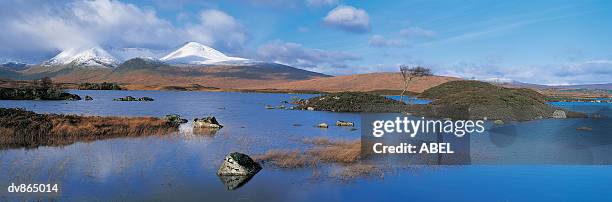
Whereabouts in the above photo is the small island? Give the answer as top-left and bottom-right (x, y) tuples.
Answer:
(0, 108), (180, 148)
(296, 80), (586, 121)
(0, 77), (81, 100)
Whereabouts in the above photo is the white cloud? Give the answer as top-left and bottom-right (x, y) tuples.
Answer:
(438, 60), (612, 85)
(368, 35), (404, 47)
(306, 0), (339, 7)
(399, 27), (436, 38)
(322, 5), (370, 33)
(0, 0), (248, 61)
(185, 9), (248, 52)
(256, 40), (360, 74)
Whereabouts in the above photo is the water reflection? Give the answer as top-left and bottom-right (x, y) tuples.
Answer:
(217, 175), (256, 190)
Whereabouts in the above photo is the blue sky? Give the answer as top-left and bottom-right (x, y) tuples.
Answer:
(1, 0), (611, 85)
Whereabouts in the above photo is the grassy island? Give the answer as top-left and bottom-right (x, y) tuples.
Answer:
(0, 108), (179, 148)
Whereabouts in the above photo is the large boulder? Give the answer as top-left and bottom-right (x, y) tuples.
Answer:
(193, 116), (223, 128)
(551, 110), (567, 119)
(217, 152), (262, 176)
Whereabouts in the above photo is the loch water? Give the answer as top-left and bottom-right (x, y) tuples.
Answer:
(1, 90), (611, 201)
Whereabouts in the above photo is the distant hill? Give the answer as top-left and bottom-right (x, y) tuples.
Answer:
(246, 72), (460, 93)
(552, 83), (612, 90)
(489, 79), (612, 90)
(6, 58), (329, 89)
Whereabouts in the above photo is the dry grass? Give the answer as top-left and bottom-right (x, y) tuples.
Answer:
(254, 150), (316, 168)
(254, 138), (394, 181)
(0, 108), (178, 148)
(307, 139), (361, 164)
(254, 138), (360, 168)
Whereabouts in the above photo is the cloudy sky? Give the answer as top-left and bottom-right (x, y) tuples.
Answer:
(0, 0), (611, 85)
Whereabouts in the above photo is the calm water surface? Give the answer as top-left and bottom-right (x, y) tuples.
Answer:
(0, 90), (611, 201)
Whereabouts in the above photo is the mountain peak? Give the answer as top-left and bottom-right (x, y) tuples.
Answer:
(160, 42), (247, 65)
(43, 47), (118, 68)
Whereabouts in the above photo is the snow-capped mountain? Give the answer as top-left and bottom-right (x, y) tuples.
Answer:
(39, 42), (253, 69)
(0, 59), (29, 71)
(43, 47), (119, 68)
(160, 42), (247, 65)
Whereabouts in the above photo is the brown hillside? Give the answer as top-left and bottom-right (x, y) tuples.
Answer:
(245, 72), (460, 93)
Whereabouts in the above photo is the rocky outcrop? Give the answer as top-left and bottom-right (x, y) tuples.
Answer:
(165, 114), (187, 125)
(336, 120), (354, 126)
(113, 96), (154, 101)
(296, 92), (406, 112)
(193, 116), (223, 128)
(317, 123), (329, 128)
(551, 110), (567, 119)
(78, 82), (122, 90)
(217, 152), (262, 176)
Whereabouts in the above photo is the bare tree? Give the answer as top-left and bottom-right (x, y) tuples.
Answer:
(399, 65), (433, 103)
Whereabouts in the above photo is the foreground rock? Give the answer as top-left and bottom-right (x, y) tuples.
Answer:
(194, 116), (223, 128)
(113, 96), (154, 101)
(217, 152), (262, 176)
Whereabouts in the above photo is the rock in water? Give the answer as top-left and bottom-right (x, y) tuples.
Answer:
(84, 95), (93, 101)
(64, 93), (82, 101)
(217, 152), (262, 176)
(139, 97), (154, 101)
(551, 110), (567, 119)
(317, 123), (329, 128)
(165, 114), (188, 125)
(336, 120), (354, 126)
(494, 120), (504, 125)
(193, 116), (223, 128)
